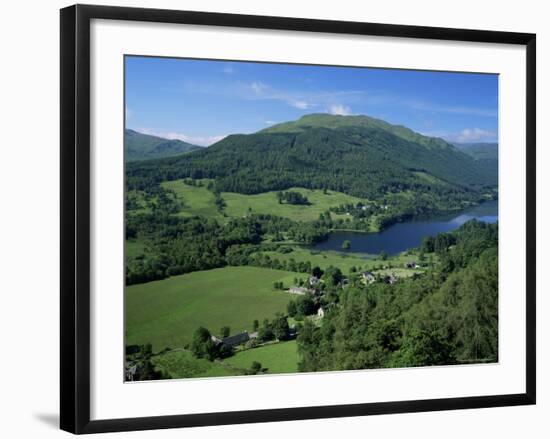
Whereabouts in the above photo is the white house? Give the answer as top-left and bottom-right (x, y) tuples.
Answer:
(309, 276), (320, 286)
(362, 271), (376, 284)
(288, 286), (308, 295)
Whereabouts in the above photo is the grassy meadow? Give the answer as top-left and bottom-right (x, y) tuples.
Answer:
(257, 246), (430, 275)
(223, 340), (299, 374)
(161, 180), (361, 222)
(125, 266), (302, 351)
(151, 349), (239, 379)
(150, 340), (300, 379)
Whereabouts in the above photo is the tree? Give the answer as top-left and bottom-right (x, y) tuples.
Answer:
(253, 319), (259, 332)
(190, 327), (219, 360)
(272, 313), (290, 340)
(379, 250), (388, 261)
(125, 343), (164, 381)
(220, 326), (230, 338)
(287, 300), (298, 317)
(421, 236), (435, 253)
(342, 240), (351, 250)
(391, 329), (453, 367)
(323, 265), (343, 287)
(250, 361), (262, 374)
(258, 319), (275, 342)
(294, 295), (316, 316)
(312, 266), (324, 278)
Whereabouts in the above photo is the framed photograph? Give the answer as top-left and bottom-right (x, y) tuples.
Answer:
(60, 4), (536, 434)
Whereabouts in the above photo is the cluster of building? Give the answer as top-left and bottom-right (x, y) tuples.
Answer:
(288, 275), (321, 295)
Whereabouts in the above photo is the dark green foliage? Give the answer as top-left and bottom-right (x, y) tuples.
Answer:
(272, 313), (291, 340)
(342, 240), (351, 250)
(287, 295), (316, 318)
(312, 266), (324, 278)
(421, 236), (435, 253)
(190, 327), (219, 361)
(287, 300), (298, 317)
(258, 319), (275, 342)
(322, 265), (343, 287)
(250, 361), (263, 374)
(125, 343), (163, 381)
(297, 220), (499, 372)
(126, 115), (496, 204)
(277, 190), (310, 205)
(220, 326), (230, 338)
(125, 129), (201, 162)
(125, 210), (329, 284)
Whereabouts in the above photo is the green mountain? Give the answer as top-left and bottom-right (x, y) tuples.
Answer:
(452, 142), (498, 160)
(125, 129), (202, 162)
(262, 113), (451, 150)
(127, 114), (497, 203)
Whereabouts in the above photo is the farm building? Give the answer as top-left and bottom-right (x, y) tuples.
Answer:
(362, 271), (376, 284)
(220, 331), (250, 349)
(288, 286), (308, 295)
(125, 362), (137, 381)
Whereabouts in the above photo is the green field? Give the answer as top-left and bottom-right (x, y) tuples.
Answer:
(161, 180), (224, 221)
(151, 349), (240, 379)
(257, 246), (430, 274)
(259, 247), (372, 273)
(125, 266), (299, 351)
(222, 340), (299, 374)
(151, 340), (299, 379)
(222, 188), (359, 222)
(162, 180), (362, 222)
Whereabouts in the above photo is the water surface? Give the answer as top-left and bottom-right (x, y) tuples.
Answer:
(312, 200), (498, 255)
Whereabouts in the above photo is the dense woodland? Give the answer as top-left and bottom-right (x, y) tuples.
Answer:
(297, 220), (498, 369)
(126, 199), (329, 285)
(126, 115), (497, 202)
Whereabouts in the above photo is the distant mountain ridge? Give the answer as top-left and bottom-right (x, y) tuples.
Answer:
(452, 142), (498, 160)
(262, 113), (452, 150)
(127, 114), (497, 202)
(125, 129), (202, 162)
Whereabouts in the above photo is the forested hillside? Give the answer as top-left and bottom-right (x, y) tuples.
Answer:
(126, 114), (497, 202)
(297, 220), (498, 371)
(453, 142), (498, 160)
(125, 129), (202, 162)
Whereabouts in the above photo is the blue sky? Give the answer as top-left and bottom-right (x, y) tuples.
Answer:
(125, 56), (498, 146)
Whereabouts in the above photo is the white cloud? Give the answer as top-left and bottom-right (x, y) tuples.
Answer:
(444, 128), (497, 143)
(136, 128), (226, 146)
(264, 120), (277, 125)
(409, 101), (497, 118)
(328, 104), (352, 116)
(290, 100), (312, 110)
(222, 64), (235, 74)
(183, 79), (364, 112)
(250, 81), (269, 95)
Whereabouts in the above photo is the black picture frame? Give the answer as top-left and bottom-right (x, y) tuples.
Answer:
(60, 4), (536, 434)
